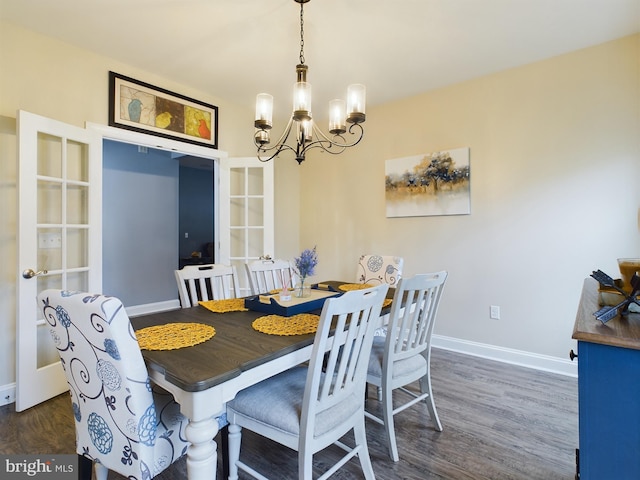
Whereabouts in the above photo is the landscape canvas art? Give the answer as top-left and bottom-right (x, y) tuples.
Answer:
(385, 147), (470, 217)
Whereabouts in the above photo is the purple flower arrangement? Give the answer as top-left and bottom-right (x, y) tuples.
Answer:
(294, 247), (318, 297)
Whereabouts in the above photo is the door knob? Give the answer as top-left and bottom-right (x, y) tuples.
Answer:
(22, 268), (48, 279)
(569, 349), (578, 361)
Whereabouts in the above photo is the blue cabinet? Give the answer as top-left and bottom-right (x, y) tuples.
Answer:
(573, 279), (640, 479)
(576, 341), (640, 478)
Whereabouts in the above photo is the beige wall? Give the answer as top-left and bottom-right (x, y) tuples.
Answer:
(299, 34), (640, 360)
(1, 20), (639, 391)
(0, 21), (301, 389)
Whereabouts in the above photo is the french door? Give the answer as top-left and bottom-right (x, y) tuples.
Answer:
(16, 111), (102, 411)
(219, 157), (274, 296)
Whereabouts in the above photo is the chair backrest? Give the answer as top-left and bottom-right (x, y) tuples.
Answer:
(300, 283), (389, 444)
(356, 254), (403, 286)
(384, 271), (448, 364)
(175, 263), (240, 307)
(36, 290), (159, 477)
(245, 258), (296, 295)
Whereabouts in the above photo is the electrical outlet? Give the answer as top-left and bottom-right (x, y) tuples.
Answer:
(0, 385), (15, 406)
(490, 305), (501, 320)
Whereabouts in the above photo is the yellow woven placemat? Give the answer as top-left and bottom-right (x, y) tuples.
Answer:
(199, 298), (248, 313)
(339, 283), (373, 291)
(136, 323), (216, 350)
(252, 314), (320, 336)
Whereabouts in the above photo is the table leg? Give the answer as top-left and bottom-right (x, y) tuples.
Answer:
(185, 417), (219, 480)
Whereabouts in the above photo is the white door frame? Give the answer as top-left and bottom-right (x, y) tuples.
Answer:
(86, 122), (228, 265)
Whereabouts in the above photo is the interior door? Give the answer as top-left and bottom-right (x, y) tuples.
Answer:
(219, 157), (274, 296)
(16, 110), (102, 411)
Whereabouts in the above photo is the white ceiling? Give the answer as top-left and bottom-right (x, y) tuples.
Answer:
(2, 0), (639, 119)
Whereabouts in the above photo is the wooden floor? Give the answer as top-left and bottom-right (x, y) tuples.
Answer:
(1, 348), (578, 479)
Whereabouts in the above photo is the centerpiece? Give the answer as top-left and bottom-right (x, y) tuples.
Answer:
(293, 246), (318, 298)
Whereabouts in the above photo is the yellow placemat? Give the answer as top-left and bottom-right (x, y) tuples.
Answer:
(252, 314), (320, 336)
(199, 298), (248, 313)
(136, 323), (216, 350)
(339, 283), (373, 291)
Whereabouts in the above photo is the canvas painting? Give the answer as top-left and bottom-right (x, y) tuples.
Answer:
(385, 147), (470, 217)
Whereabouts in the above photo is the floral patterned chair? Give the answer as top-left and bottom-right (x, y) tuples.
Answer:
(37, 289), (191, 480)
(356, 254), (403, 286)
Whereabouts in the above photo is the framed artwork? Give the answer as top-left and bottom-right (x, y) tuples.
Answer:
(385, 147), (470, 217)
(109, 71), (218, 149)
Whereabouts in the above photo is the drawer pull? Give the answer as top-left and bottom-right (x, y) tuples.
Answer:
(569, 349), (578, 361)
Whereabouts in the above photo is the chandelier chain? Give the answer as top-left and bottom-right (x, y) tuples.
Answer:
(299, 3), (305, 65)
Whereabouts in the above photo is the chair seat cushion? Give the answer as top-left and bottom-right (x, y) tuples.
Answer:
(227, 366), (360, 438)
(367, 337), (427, 380)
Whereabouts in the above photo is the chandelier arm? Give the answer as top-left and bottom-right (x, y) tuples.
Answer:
(255, 117), (298, 162)
(311, 122), (365, 149)
(295, 122), (365, 159)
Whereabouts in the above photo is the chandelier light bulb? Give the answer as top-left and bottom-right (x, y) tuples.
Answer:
(347, 84), (366, 124)
(329, 99), (346, 134)
(255, 93), (273, 129)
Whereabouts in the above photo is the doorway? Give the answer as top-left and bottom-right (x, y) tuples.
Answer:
(178, 155), (215, 268)
(102, 140), (214, 309)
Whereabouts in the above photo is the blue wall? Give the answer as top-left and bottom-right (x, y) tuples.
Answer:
(102, 140), (179, 306)
(178, 164), (214, 259)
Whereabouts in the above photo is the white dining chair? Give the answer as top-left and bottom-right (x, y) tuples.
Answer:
(245, 258), (296, 295)
(365, 271), (448, 461)
(226, 283), (389, 480)
(175, 263), (240, 307)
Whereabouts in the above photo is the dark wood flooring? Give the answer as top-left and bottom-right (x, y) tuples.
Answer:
(0, 348), (578, 479)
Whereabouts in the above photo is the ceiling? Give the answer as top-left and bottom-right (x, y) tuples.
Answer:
(2, 0), (639, 120)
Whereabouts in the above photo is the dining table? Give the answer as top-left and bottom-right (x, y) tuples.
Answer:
(130, 281), (394, 480)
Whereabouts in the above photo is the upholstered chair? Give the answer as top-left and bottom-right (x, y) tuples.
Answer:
(356, 254), (404, 286)
(37, 289), (190, 480)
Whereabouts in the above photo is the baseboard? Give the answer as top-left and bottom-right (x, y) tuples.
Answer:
(0, 383), (16, 406)
(432, 334), (577, 377)
(126, 299), (181, 317)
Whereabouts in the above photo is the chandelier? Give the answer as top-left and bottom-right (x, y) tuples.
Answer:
(254, 0), (366, 164)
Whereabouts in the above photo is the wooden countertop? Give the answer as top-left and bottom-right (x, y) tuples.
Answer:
(572, 277), (640, 350)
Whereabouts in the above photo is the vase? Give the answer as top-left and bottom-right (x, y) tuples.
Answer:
(296, 278), (311, 298)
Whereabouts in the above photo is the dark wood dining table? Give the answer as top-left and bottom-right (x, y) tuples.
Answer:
(130, 281), (393, 480)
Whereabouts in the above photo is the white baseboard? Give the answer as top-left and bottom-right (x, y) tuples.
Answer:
(0, 383), (16, 406)
(126, 299), (181, 317)
(432, 334), (577, 377)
